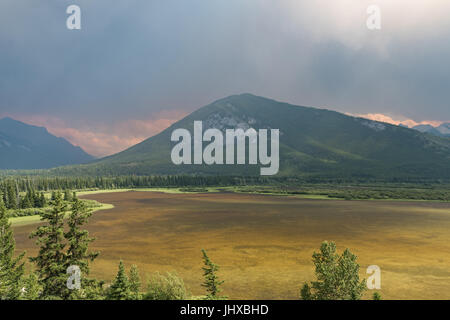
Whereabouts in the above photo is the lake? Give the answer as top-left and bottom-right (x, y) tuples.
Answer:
(13, 191), (450, 299)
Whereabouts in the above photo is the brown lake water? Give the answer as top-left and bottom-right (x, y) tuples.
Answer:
(13, 191), (450, 299)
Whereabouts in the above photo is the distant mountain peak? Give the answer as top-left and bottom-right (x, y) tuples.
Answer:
(53, 94), (450, 180)
(412, 122), (450, 138)
(0, 117), (94, 170)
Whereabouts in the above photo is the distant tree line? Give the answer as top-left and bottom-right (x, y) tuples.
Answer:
(1, 180), (47, 210)
(1, 174), (449, 195)
(0, 175), (268, 193)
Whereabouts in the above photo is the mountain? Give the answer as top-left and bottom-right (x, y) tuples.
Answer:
(0, 117), (94, 169)
(53, 94), (450, 180)
(412, 123), (450, 138)
(436, 123), (450, 136)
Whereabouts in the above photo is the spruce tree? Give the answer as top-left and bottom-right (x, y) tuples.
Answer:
(129, 264), (141, 300)
(107, 260), (131, 300)
(0, 194), (25, 299)
(20, 273), (41, 300)
(64, 190), (72, 202)
(64, 197), (99, 299)
(201, 249), (226, 300)
(7, 183), (17, 210)
(40, 192), (47, 208)
(65, 197), (98, 275)
(29, 192), (68, 298)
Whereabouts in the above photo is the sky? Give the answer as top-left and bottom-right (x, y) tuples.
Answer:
(1, 0), (450, 157)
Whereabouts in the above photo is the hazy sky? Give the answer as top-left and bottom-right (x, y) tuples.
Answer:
(1, 0), (449, 156)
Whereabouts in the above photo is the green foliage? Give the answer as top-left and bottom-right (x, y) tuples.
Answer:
(201, 249), (226, 300)
(143, 272), (189, 300)
(6, 182), (17, 209)
(81, 279), (106, 300)
(27, 191), (99, 299)
(300, 241), (366, 300)
(29, 192), (68, 298)
(106, 260), (132, 300)
(0, 194), (25, 299)
(67, 278), (106, 300)
(300, 283), (313, 301)
(129, 265), (142, 300)
(373, 292), (382, 300)
(19, 273), (42, 300)
(64, 189), (72, 202)
(64, 197), (99, 299)
(2, 175), (450, 202)
(65, 197), (98, 275)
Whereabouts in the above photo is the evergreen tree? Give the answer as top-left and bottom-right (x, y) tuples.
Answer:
(107, 260), (131, 300)
(129, 264), (141, 300)
(7, 183), (17, 209)
(65, 197), (98, 275)
(373, 292), (382, 300)
(20, 192), (32, 209)
(64, 197), (99, 299)
(40, 192), (47, 208)
(20, 273), (41, 300)
(0, 194), (25, 299)
(300, 241), (366, 300)
(64, 190), (72, 202)
(29, 192), (68, 298)
(201, 249), (226, 300)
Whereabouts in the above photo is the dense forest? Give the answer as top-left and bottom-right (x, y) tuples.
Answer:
(1, 175), (449, 203)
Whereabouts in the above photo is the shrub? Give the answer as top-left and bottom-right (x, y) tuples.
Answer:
(143, 272), (189, 300)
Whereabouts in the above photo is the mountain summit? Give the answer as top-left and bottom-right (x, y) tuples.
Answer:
(54, 94), (450, 180)
(0, 117), (94, 169)
(412, 123), (450, 138)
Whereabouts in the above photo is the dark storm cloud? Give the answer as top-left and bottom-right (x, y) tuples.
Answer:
(1, 0), (449, 152)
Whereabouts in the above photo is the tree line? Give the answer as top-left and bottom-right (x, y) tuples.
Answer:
(0, 175), (270, 193)
(1, 180), (47, 210)
(1, 175), (448, 202)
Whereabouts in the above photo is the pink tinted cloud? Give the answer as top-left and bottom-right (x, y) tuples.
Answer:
(0, 111), (187, 157)
(350, 113), (444, 128)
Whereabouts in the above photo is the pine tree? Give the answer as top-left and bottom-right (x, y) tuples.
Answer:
(107, 260), (131, 300)
(7, 183), (17, 210)
(29, 192), (68, 298)
(300, 241), (366, 300)
(201, 249), (226, 300)
(65, 197), (98, 274)
(64, 197), (99, 299)
(20, 273), (41, 300)
(40, 192), (47, 208)
(129, 264), (141, 300)
(64, 190), (72, 202)
(0, 194), (25, 299)
(20, 192), (32, 209)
